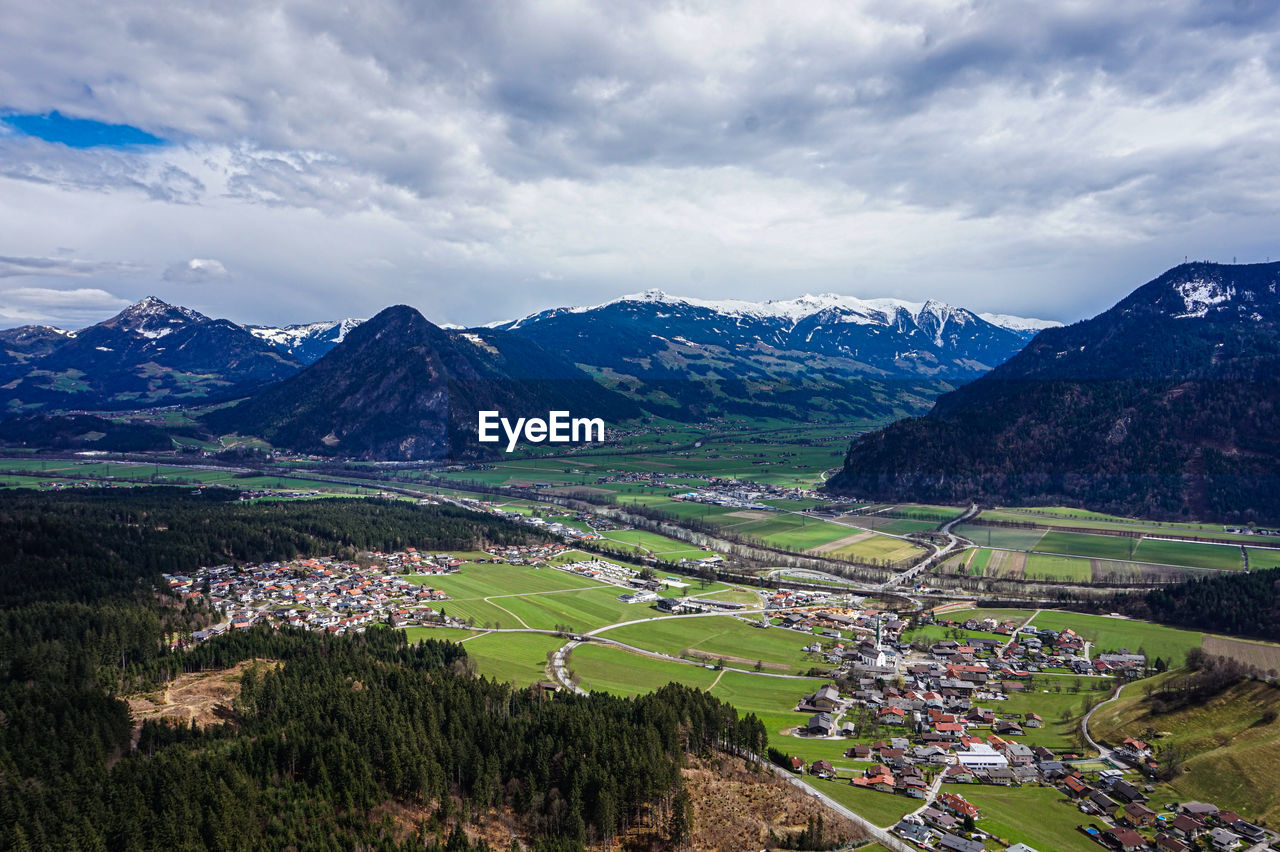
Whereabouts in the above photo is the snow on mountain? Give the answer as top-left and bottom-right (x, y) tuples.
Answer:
(1171, 277), (1237, 319)
(106, 296), (207, 336)
(510, 289), (1055, 335)
(977, 312), (1063, 332)
(248, 318), (364, 364)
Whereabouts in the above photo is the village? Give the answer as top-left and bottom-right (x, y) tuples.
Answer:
(164, 542), (657, 640)
(767, 610), (1277, 852)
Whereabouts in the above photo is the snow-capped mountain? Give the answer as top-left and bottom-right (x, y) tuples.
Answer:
(499, 290), (1054, 381)
(249, 318), (364, 364)
(0, 297), (301, 411)
(976, 313), (1063, 333)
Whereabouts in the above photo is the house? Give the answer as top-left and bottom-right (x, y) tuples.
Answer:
(1208, 828), (1241, 851)
(900, 776), (929, 798)
(1180, 802), (1219, 819)
(853, 767), (896, 793)
(1123, 802), (1158, 827)
(938, 833), (985, 852)
(1169, 813), (1205, 841)
(809, 760), (835, 779)
(1063, 774), (1089, 797)
(895, 821), (933, 845)
(1024, 712), (1043, 728)
(807, 712), (835, 736)
(1155, 834), (1190, 852)
(943, 764), (975, 783)
(802, 683), (842, 711)
(937, 792), (980, 819)
(1230, 821), (1265, 845)
(1089, 790), (1118, 813)
(1102, 826), (1148, 851)
(957, 743), (1009, 770)
(922, 807), (960, 832)
(1007, 845), (1041, 852)
(878, 706), (906, 725)
(1109, 779), (1148, 804)
(983, 765), (1017, 786)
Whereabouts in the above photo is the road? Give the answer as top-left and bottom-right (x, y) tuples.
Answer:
(879, 503), (979, 591)
(905, 766), (948, 820)
(1080, 681), (1126, 762)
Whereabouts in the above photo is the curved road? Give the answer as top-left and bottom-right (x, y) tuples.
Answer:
(1080, 681), (1126, 763)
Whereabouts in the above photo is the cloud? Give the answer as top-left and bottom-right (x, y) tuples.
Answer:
(0, 1), (1278, 328)
(163, 257), (229, 284)
(0, 286), (130, 326)
(0, 254), (143, 279)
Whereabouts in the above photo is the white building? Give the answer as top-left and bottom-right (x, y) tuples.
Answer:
(956, 743), (1010, 770)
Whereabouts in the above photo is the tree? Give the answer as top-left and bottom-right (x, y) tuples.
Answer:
(667, 788), (692, 847)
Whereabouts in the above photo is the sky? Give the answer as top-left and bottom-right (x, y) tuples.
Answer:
(2, 0), (1279, 330)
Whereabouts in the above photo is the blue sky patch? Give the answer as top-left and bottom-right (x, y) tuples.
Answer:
(2, 110), (164, 148)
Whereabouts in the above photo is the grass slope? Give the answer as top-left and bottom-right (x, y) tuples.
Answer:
(1091, 671), (1280, 827)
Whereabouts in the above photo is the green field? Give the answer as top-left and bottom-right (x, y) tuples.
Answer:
(994, 677), (1108, 752)
(955, 524), (1046, 551)
(455, 632), (565, 685)
(1024, 553), (1093, 582)
(841, 516), (940, 536)
(1248, 547), (1280, 569)
(706, 669), (822, 734)
(723, 513), (862, 551)
(600, 616), (820, 674)
(964, 784), (1103, 852)
(410, 563), (608, 598)
(570, 644), (719, 695)
(823, 533), (925, 564)
(881, 504), (967, 522)
(595, 527), (722, 561)
(401, 626), (479, 644)
(403, 562), (650, 631)
(1035, 530), (1138, 560)
(945, 547), (994, 576)
(981, 505), (1280, 543)
(1132, 538), (1244, 571)
(494, 585), (645, 632)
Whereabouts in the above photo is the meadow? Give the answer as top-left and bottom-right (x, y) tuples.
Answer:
(1132, 538), (1244, 571)
(963, 785), (1102, 852)
(1091, 672), (1280, 827)
(955, 524), (1047, 551)
(1035, 530), (1138, 560)
(569, 643), (720, 695)
(598, 616), (820, 674)
(1023, 553), (1093, 582)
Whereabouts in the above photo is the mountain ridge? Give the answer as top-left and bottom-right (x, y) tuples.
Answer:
(0, 297), (301, 412)
(202, 304), (642, 460)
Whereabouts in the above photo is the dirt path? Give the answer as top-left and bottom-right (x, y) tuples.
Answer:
(483, 597), (530, 629)
(127, 659), (279, 749)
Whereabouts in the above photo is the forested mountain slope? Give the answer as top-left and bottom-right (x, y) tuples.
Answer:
(828, 262), (1280, 520)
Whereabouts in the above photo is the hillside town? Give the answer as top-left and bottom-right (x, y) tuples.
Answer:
(768, 610), (1277, 852)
